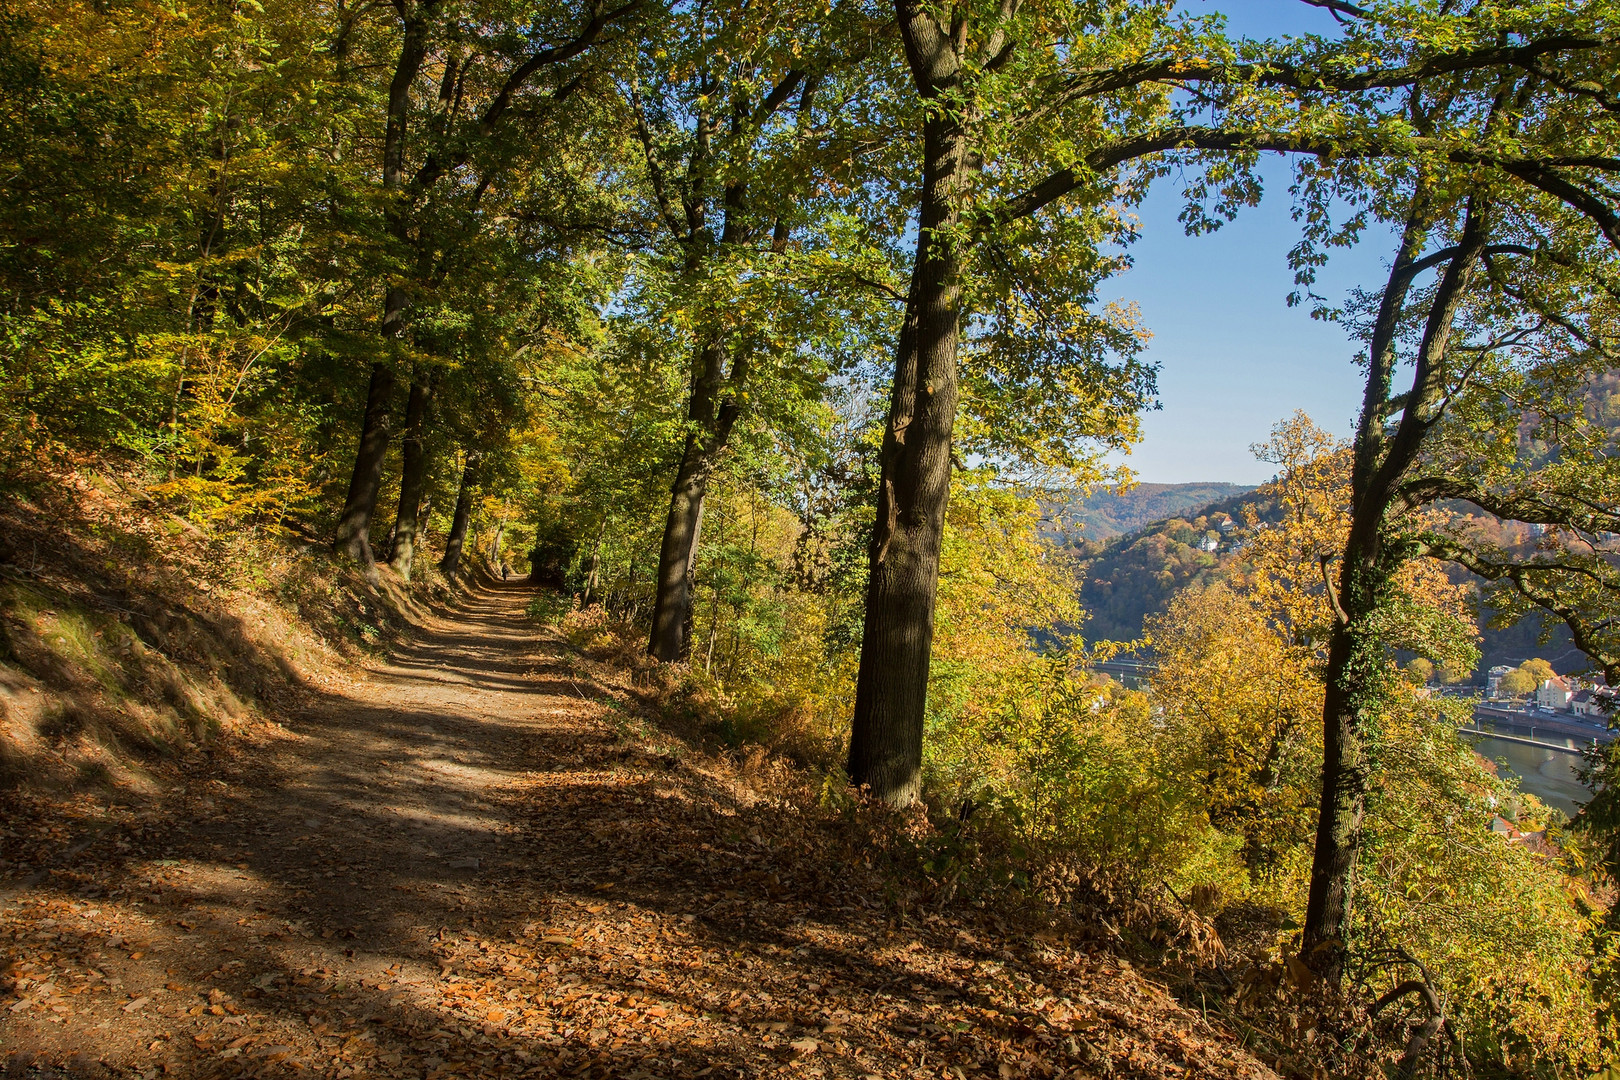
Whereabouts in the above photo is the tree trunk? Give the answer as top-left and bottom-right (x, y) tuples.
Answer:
(847, 104), (968, 805)
(1301, 546), (1383, 980)
(333, 361), (396, 572)
(704, 504), (728, 674)
(582, 518), (607, 605)
(648, 440), (711, 661)
(1300, 195), (1487, 980)
(637, 76), (801, 662)
(489, 497), (510, 567)
(1298, 208), (1429, 976)
(647, 337), (743, 662)
(439, 455), (477, 581)
(332, 6), (427, 573)
(388, 377), (434, 581)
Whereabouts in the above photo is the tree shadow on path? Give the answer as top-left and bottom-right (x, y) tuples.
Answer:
(2, 584), (1271, 1080)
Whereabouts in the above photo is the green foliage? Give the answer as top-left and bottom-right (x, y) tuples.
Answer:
(1521, 658), (1558, 684)
(0, 0), (369, 515)
(1359, 697), (1614, 1072)
(1499, 668), (1539, 698)
(1150, 584), (1323, 888)
(5, 0), (1620, 1073)
(525, 593), (571, 624)
(933, 658), (1222, 901)
(926, 479), (1085, 730)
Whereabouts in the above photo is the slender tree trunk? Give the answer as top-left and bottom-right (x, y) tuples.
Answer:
(1300, 195), (1487, 979)
(1301, 546), (1382, 979)
(439, 455), (477, 581)
(333, 361), (396, 572)
(847, 103), (968, 805)
(334, 7), (429, 572)
(704, 609), (720, 674)
(388, 377), (434, 580)
(489, 497), (510, 566)
(648, 337), (742, 662)
(582, 518), (607, 605)
(704, 505), (728, 674)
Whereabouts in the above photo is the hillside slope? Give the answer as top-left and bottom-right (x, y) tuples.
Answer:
(1072, 491), (1583, 675)
(1061, 483), (1257, 541)
(0, 469), (367, 792)
(1070, 490), (1263, 644)
(0, 476), (1284, 1080)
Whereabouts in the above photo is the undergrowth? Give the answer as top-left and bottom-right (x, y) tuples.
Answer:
(0, 463), (461, 795)
(545, 594), (1617, 1079)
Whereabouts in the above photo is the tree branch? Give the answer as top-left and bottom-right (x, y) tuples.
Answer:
(478, 0), (646, 136)
(1419, 534), (1620, 684)
(1042, 35), (1608, 107)
(989, 129), (1620, 229)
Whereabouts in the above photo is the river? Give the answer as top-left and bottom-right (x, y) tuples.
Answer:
(1464, 735), (1591, 817)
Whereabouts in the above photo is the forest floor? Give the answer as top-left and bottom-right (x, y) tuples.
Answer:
(1, 584), (1277, 1080)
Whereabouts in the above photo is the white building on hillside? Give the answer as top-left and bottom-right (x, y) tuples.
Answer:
(1486, 665), (1514, 697)
(1536, 676), (1575, 710)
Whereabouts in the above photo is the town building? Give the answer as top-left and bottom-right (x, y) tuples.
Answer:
(1486, 664), (1514, 697)
(1537, 676), (1575, 710)
(1573, 688), (1616, 718)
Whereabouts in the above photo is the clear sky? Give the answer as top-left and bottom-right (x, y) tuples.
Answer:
(1107, 0), (1394, 485)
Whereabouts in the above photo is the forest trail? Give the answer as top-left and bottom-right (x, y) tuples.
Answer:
(2, 586), (1272, 1080)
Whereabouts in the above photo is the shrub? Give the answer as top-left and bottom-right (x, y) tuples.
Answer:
(924, 656), (1243, 931)
(525, 592), (570, 624)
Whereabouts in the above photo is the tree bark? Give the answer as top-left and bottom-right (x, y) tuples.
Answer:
(648, 440), (712, 660)
(847, 93), (969, 804)
(388, 377), (434, 580)
(582, 518), (607, 605)
(647, 338), (743, 662)
(489, 496), (510, 567)
(1300, 195), (1488, 979)
(439, 454), (478, 582)
(636, 76), (813, 662)
(1301, 544), (1385, 978)
(332, 361), (396, 572)
(333, 7), (429, 572)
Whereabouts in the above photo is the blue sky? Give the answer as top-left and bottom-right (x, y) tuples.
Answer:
(1107, 0), (1395, 484)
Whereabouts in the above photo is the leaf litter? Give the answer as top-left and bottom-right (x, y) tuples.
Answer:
(1, 588), (1276, 1080)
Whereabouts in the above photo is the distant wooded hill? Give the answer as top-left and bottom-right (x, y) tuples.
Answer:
(1063, 488), (1270, 645)
(1067, 491), (1583, 679)
(1058, 482), (1257, 540)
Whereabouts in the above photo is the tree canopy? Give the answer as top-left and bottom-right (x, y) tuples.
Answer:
(4, 0), (1620, 1071)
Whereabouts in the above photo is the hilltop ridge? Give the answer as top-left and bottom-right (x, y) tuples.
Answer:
(1070, 489), (1584, 675)
(1059, 483), (1257, 541)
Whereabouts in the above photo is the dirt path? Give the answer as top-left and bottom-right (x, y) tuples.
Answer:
(2, 586), (1271, 1080)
